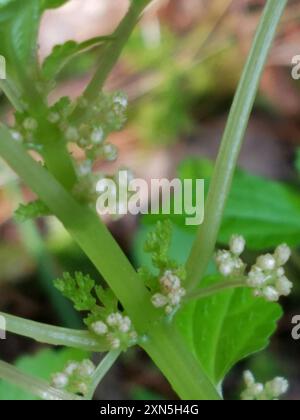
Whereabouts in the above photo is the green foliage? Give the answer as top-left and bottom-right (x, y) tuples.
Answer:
(0, 348), (88, 400)
(177, 275), (282, 384)
(144, 158), (300, 250)
(15, 200), (50, 222)
(54, 272), (118, 327)
(54, 272), (97, 312)
(138, 221), (186, 290)
(0, 0), (68, 83)
(42, 36), (112, 81)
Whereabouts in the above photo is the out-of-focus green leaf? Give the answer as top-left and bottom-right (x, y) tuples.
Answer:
(296, 148), (300, 175)
(0, 0), (69, 82)
(42, 37), (112, 81)
(0, 347), (89, 400)
(143, 158), (300, 250)
(176, 275), (282, 384)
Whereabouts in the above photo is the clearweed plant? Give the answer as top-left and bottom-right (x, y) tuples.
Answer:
(0, 0), (293, 401)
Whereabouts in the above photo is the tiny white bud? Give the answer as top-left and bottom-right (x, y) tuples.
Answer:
(91, 127), (104, 145)
(106, 313), (118, 326)
(66, 126), (79, 142)
(151, 293), (168, 308)
(78, 160), (92, 176)
(256, 254), (276, 271)
(103, 144), (118, 162)
(23, 118), (38, 131)
(160, 271), (181, 291)
(230, 235), (246, 256)
(48, 112), (60, 124)
(275, 276), (293, 297)
(219, 261), (235, 277)
(262, 286), (280, 302)
(251, 383), (264, 397)
(244, 371), (255, 387)
(51, 373), (69, 389)
(113, 93), (128, 108)
(108, 334), (121, 349)
(64, 361), (79, 376)
(77, 360), (95, 378)
(266, 377), (289, 398)
(118, 316), (132, 333)
(168, 291), (181, 306)
(276, 267), (285, 277)
(11, 130), (23, 143)
(92, 321), (108, 336)
(247, 267), (266, 288)
(274, 244), (291, 266)
(215, 250), (231, 265)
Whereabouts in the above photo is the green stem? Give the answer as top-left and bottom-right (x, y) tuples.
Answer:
(185, 280), (247, 302)
(0, 79), (23, 112)
(86, 350), (121, 400)
(186, 0), (287, 289)
(0, 311), (107, 352)
(71, 0), (152, 122)
(0, 360), (83, 400)
(0, 127), (219, 400)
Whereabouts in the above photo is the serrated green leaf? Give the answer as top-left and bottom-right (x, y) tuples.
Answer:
(143, 158), (300, 250)
(54, 272), (96, 312)
(177, 275), (282, 385)
(42, 36), (112, 81)
(15, 200), (50, 222)
(0, 348), (88, 400)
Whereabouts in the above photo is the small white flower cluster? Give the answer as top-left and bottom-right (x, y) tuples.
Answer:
(51, 359), (95, 396)
(151, 270), (186, 315)
(241, 371), (289, 400)
(91, 312), (138, 350)
(247, 244), (292, 302)
(216, 235), (246, 277)
(216, 236), (293, 302)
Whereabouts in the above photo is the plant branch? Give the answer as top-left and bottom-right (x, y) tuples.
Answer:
(0, 311), (107, 352)
(71, 0), (152, 122)
(86, 350), (121, 400)
(186, 0), (288, 289)
(185, 280), (247, 302)
(0, 126), (220, 400)
(0, 360), (83, 400)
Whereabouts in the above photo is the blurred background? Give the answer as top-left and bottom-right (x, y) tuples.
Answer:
(0, 0), (300, 400)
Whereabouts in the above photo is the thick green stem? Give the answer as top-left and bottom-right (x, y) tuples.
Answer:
(0, 360), (83, 400)
(186, 0), (287, 289)
(0, 311), (106, 352)
(87, 350), (121, 400)
(0, 127), (219, 400)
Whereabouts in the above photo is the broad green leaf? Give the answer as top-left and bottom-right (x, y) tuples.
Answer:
(143, 158), (300, 250)
(176, 275), (282, 384)
(42, 37), (112, 81)
(0, 347), (88, 400)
